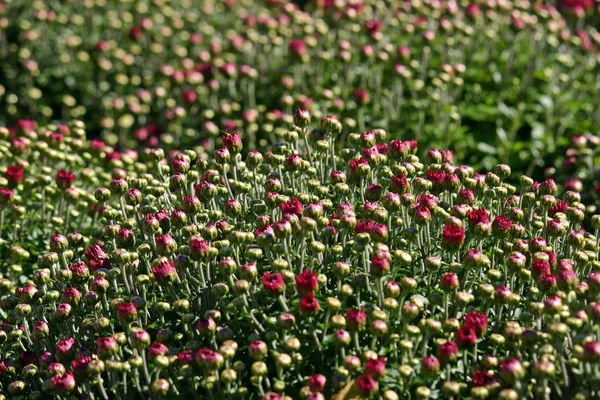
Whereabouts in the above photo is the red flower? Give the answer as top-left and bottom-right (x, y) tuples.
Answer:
(280, 197), (303, 216)
(56, 169), (75, 189)
(492, 216), (512, 236)
(456, 325), (477, 348)
(5, 165), (24, 185)
(467, 207), (489, 226)
(532, 259), (551, 278)
(464, 311), (488, 335)
(441, 225), (465, 251)
(548, 200), (569, 217)
(299, 293), (320, 316)
(355, 219), (374, 234)
(262, 272), (285, 296)
(390, 174), (409, 194)
(296, 271), (318, 295)
(427, 170), (446, 188)
(438, 341), (458, 364)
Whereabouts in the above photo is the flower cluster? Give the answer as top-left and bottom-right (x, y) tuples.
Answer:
(0, 0), (599, 172)
(0, 113), (599, 399)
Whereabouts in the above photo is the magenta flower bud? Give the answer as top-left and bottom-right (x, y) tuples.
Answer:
(383, 281), (401, 298)
(456, 325), (477, 348)
(441, 225), (465, 251)
(0, 188), (14, 206)
(500, 358), (526, 383)
(49, 234), (69, 253)
(222, 131), (242, 154)
(189, 236), (209, 260)
(51, 371), (76, 394)
(365, 357), (386, 379)
(506, 251), (527, 272)
(248, 340), (269, 361)
(177, 350), (195, 366)
(532, 259), (551, 278)
(155, 234), (177, 256)
(296, 270), (318, 295)
(110, 177), (129, 195)
(547, 219), (567, 236)
(308, 373), (326, 392)
(539, 179), (558, 195)
(117, 302), (138, 324)
(280, 197), (303, 216)
(33, 320), (49, 340)
(299, 293), (320, 316)
(273, 220), (293, 238)
(365, 222), (387, 243)
(55, 337), (76, 361)
(55, 170), (76, 190)
(61, 288), (81, 305)
(544, 295), (563, 314)
(530, 237), (547, 252)
(357, 374), (378, 397)
(438, 341), (459, 364)
(197, 318), (217, 336)
(333, 329), (351, 347)
(492, 216), (512, 237)
(262, 272), (285, 296)
(97, 337), (119, 359)
(48, 362), (66, 376)
(293, 109), (311, 127)
(116, 229), (135, 248)
(496, 286), (513, 303)
(465, 311), (488, 335)
(196, 348), (224, 370)
(131, 329), (151, 350)
(583, 341), (600, 362)
(422, 356), (440, 376)
(557, 268), (578, 290)
(346, 309), (367, 331)
(414, 206), (431, 225)
(215, 147), (231, 164)
(152, 258), (177, 286)
(539, 274), (557, 292)
(224, 199), (243, 217)
(148, 342), (168, 361)
(17, 285), (38, 302)
(284, 154), (302, 171)
(235, 262), (257, 280)
(440, 273), (459, 292)
(90, 276), (110, 293)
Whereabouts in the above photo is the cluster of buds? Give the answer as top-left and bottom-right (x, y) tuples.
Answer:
(0, 0), (598, 174)
(0, 112), (599, 399)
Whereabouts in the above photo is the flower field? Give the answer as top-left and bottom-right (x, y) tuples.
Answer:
(1, 0), (600, 399)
